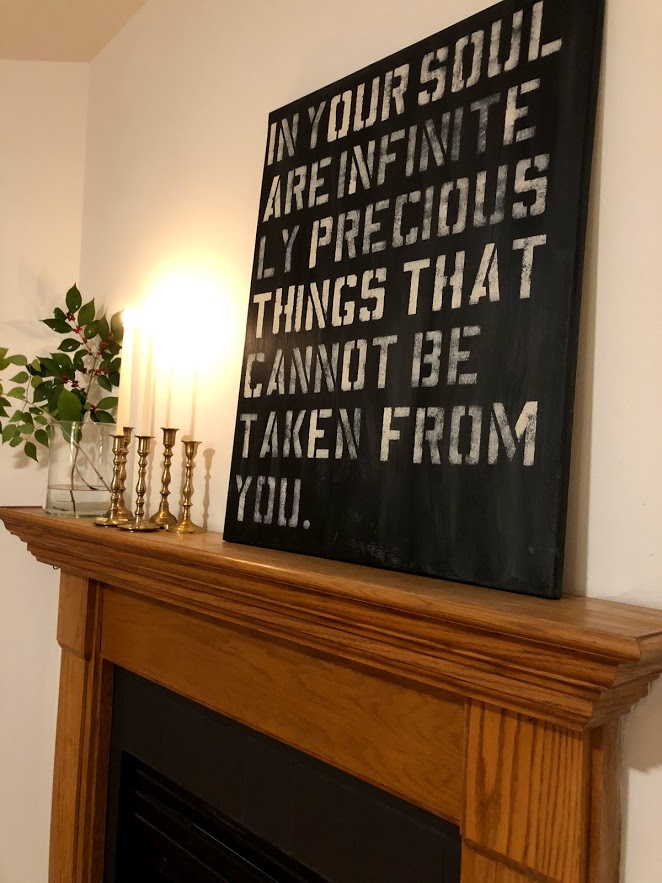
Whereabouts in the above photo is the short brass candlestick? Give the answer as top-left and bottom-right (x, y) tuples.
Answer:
(94, 434), (132, 527)
(150, 427), (178, 528)
(119, 435), (159, 532)
(169, 440), (204, 534)
(117, 426), (134, 522)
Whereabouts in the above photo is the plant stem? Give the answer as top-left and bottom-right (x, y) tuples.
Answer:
(72, 440), (112, 492)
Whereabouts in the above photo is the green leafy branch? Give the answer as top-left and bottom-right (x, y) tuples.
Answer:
(0, 284), (123, 462)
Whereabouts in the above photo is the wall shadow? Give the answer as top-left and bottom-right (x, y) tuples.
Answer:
(202, 447), (215, 530)
(563, 29), (607, 597)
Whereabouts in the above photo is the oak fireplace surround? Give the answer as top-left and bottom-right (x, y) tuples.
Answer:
(2, 506), (662, 883)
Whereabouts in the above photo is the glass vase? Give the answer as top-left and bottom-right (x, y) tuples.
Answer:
(44, 421), (115, 517)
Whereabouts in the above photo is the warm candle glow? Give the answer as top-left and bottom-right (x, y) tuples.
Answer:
(140, 265), (238, 437)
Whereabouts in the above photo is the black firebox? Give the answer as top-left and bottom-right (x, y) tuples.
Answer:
(105, 669), (461, 882)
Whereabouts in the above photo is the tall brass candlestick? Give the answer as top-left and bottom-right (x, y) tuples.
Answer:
(169, 440), (204, 534)
(117, 426), (134, 522)
(94, 434), (132, 527)
(150, 427), (178, 528)
(119, 435), (159, 532)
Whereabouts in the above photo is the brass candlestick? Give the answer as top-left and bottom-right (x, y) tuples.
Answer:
(150, 427), (179, 528)
(119, 435), (159, 532)
(94, 434), (132, 527)
(169, 440), (204, 534)
(117, 426), (134, 522)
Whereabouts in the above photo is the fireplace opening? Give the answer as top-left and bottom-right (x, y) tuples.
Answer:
(114, 754), (327, 881)
(104, 669), (461, 882)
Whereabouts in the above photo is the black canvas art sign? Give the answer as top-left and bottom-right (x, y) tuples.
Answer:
(224, 0), (604, 598)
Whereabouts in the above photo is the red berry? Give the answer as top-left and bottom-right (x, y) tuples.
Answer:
(66, 312), (75, 321)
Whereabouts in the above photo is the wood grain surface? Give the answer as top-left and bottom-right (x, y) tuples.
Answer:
(462, 845), (544, 881)
(1, 507), (657, 882)
(3, 507), (662, 731)
(464, 701), (587, 881)
(49, 575), (112, 883)
(102, 587), (465, 822)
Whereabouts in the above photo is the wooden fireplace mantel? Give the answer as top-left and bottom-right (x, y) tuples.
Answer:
(3, 506), (662, 882)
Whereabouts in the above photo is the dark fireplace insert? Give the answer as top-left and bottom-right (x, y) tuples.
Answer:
(105, 669), (461, 882)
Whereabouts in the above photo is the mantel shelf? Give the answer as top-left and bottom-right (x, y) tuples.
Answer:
(4, 505), (662, 881)
(3, 505), (662, 732)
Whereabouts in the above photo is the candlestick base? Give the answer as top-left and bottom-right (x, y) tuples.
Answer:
(116, 501), (134, 522)
(94, 512), (132, 528)
(167, 517), (204, 535)
(150, 510), (178, 528)
(118, 517), (160, 533)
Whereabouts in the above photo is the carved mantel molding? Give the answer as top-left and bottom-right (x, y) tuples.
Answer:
(2, 506), (662, 882)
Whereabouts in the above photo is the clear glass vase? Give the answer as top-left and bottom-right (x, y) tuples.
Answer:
(44, 421), (115, 517)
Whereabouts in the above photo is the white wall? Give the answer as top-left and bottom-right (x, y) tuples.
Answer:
(1, 0), (660, 878)
(0, 62), (88, 883)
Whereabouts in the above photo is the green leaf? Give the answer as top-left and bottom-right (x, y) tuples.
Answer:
(84, 322), (98, 340)
(20, 423), (33, 435)
(2, 424), (18, 443)
(106, 341), (121, 356)
(78, 300), (95, 327)
(7, 354), (27, 366)
(96, 316), (110, 340)
(53, 307), (67, 321)
(58, 338), (81, 352)
(108, 372), (120, 387)
(24, 442), (38, 461)
(0, 396), (9, 407)
(52, 353), (73, 370)
(39, 358), (62, 378)
(43, 318), (72, 334)
(35, 429), (49, 447)
(46, 384), (64, 412)
(73, 351), (86, 372)
(97, 375), (113, 392)
(9, 371), (29, 383)
(7, 387), (25, 400)
(66, 285), (82, 313)
(21, 411), (34, 425)
(95, 396), (118, 411)
(31, 376), (43, 389)
(9, 435), (22, 447)
(32, 381), (51, 402)
(0, 407), (7, 419)
(33, 415), (48, 426)
(0, 347), (7, 360)
(56, 389), (83, 422)
(93, 410), (115, 424)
